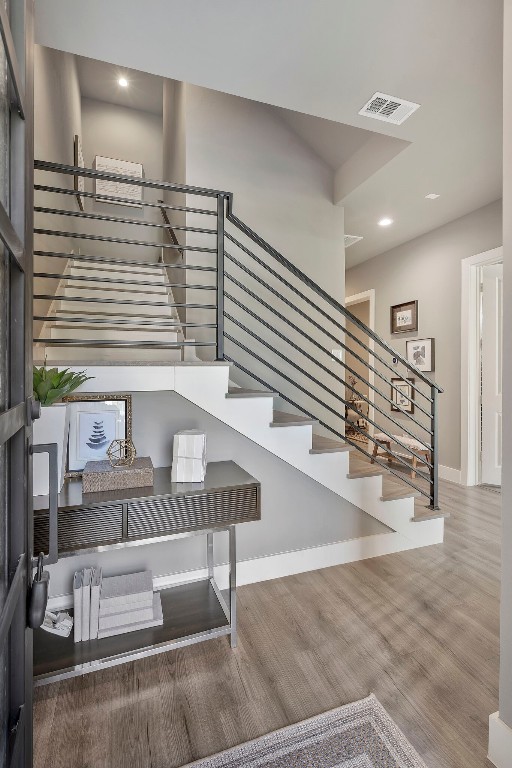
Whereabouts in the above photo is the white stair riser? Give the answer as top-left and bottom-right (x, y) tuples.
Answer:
(62, 287), (170, 301)
(69, 265), (167, 281)
(49, 327), (179, 342)
(42, 347), (183, 363)
(55, 300), (176, 317)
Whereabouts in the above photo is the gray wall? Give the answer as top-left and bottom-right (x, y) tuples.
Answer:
(162, 79), (187, 319)
(46, 392), (387, 599)
(499, 0), (512, 729)
(34, 45), (82, 342)
(346, 200), (502, 471)
(79, 96), (164, 262)
(182, 84), (346, 431)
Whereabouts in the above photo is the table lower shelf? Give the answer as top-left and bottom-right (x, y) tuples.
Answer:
(34, 580), (231, 686)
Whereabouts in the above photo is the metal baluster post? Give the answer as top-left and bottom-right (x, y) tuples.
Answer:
(428, 384), (439, 509)
(216, 194), (225, 360)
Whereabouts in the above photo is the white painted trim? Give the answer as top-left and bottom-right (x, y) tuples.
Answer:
(47, 527), (443, 612)
(345, 289), (376, 436)
(461, 247), (503, 486)
(439, 464), (462, 484)
(488, 712), (512, 768)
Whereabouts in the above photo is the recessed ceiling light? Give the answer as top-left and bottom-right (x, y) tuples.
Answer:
(378, 217), (393, 227)
(425, 193), (440, 200)
(118, 77), (128, 88)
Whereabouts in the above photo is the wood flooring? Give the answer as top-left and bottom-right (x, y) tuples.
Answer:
(34, 478), (501, 768)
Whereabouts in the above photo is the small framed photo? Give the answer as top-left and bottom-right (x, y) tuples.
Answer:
(390, 300), (418, 334)
(406, 338), (435, 372)
(73, 134), (85, 211)
(64, 394), (132, 475)
(391, 378), (415, 414)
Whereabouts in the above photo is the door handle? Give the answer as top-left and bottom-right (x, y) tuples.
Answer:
(28, 553), (49, 629)
(32, 442), (58, 566)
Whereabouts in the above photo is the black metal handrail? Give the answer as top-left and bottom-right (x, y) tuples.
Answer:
(33, 160), (442, 508)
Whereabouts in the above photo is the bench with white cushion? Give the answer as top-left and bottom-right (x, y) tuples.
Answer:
(371, 433), (431, 479)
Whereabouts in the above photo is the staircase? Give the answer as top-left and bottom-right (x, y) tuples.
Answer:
(33, 158), (444, 531)
(35, 259), (197, 363)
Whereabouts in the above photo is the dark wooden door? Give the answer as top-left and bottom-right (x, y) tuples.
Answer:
(0, 1), (34, 766)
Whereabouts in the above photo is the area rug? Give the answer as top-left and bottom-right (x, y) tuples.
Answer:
(183, 694), (428, 767)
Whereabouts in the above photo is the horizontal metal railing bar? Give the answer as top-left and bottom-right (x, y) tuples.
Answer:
(0, 555), (25, 649)
(0, 2), (26, 119)
(34, 249), (217, 272)
(224, 272), (433, 431)
(224, 333), (431, 483)
(34, 184), (217, 216)
(0, 403), (25, 447)
(34, 206), (217, 236)
(35, 159), (230, 199)
(34, 227), (217, 253)
(0, 198), (24, 269)
(34, 294), (216, 310)
(225, 356), (430, 499)
(226, 239), (433, 405)
(34, 271), (216, 291)
(225, 217), (442, 394)
(225, 319), (433, 470)
(224, 294), (433, 450)
(33, 315), (217, 329)
(35, 339), (215, 348)
(225, 252), (433, 419)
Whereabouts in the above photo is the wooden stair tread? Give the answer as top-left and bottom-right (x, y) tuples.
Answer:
(347, 468), (385, 479)
(381, 488), (421, 501)
(270, 410), (317, 428)
(310, 435), (352, 454)
(226, 388), (276, 399)
(412, 509), (449, 522)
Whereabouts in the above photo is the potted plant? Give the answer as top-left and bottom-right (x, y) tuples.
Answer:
(33, 366), (93, 496)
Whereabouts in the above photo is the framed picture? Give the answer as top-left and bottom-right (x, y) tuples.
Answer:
(406, 337), (435, 372)
(391, 378), (415, 414)
(390, 300), (418, 334)
(93, 155), (143, 207)
(73, 134), (85, 211)
(64, 394), (133, 475)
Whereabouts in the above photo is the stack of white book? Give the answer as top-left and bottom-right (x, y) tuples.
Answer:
(73, 569), (163, 642)
(171, 430), (207, 483)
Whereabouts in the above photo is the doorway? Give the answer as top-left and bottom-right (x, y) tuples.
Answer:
(461, 247), (503, 486)
(345, 290), (375, 441)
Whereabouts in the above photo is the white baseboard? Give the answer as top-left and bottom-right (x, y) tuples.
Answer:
(439, 464), (462, 484)
(489, 712), (512, 767)
(47, 529), (436, 611)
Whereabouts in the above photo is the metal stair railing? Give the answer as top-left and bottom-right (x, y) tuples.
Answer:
(33, 160), (443, 508)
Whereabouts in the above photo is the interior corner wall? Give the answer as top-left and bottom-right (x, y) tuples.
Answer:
(345, 199), (502, 473)
(184, 84), (345, 297)
(79, 97), (164, 262)
(34, 45), (83, 338)
(162, 79), (187, 318)
(182, 83), (345, 418)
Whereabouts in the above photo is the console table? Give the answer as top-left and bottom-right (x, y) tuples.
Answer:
(33, 461), (260, 686)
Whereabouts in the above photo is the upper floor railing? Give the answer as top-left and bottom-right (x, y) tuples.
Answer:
(33, 159), (443, 509)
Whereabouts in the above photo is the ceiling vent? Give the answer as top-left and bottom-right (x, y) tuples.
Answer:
(344, 234), (363, 248)
(358, 92), (420, 125)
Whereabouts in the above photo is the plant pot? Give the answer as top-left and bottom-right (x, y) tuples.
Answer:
(33, 403), (70, 497)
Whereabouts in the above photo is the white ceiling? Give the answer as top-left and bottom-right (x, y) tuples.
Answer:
(35, 0), (504, 266)
(76, 56), (163, 114)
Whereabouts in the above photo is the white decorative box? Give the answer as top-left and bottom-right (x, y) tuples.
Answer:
(172, 430), (206, 483)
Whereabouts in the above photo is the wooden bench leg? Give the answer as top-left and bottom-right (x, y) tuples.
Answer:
(371, 442), (379, 464)
(411, 455), (418, 479)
